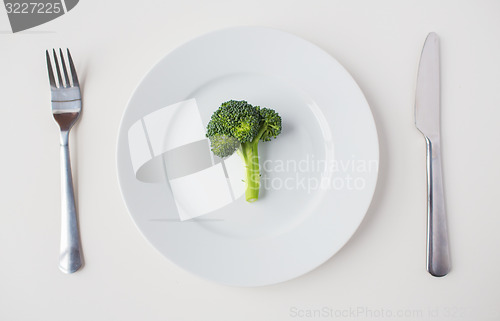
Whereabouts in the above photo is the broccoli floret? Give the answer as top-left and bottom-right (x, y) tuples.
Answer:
(208, 134), (240, 158)
(206, 100), (282, 202)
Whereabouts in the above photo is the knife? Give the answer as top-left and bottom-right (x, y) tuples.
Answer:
(415, 32), (451, 277)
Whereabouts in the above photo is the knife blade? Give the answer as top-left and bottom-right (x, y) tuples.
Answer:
(415, 32), (451, 277)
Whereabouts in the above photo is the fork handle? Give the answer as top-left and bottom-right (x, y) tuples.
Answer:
(59, 132), (83, 273)
(425, 137), (451, 277)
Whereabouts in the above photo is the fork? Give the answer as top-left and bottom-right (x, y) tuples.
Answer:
(46, 49), (83, 273)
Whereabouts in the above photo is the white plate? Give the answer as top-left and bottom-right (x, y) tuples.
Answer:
(117, 27), (378, 286)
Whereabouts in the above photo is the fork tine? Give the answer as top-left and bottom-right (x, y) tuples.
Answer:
(52, 49), (64, 88)
(59, 49), (71, 88)
(67, 49), (79, 87)
(45, 50), (57, 88)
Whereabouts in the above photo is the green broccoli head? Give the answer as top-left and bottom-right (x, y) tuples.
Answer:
(208, 134), (240, 158)
(206, 100), (261, 144)
(258, 108), (282, 142)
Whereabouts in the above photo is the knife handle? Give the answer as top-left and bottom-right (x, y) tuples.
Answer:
(425, 136), (451, 277)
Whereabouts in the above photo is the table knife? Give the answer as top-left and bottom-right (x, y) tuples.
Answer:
(415, 32), (451, 277)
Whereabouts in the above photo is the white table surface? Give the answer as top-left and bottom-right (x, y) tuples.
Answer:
(1, 1), (499, 320)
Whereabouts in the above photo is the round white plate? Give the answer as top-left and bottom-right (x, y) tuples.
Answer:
(117, 27), (378, 286)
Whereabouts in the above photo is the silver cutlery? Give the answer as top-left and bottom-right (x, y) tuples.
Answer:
(46, 49), (83, 273)
(415, 33), (451, 277)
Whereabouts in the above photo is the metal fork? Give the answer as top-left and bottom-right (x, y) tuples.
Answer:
(46, 49), (83, 273)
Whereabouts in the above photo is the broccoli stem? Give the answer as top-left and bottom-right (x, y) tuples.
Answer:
(236, 124), (268, 202)
(239, 141), (260, 203)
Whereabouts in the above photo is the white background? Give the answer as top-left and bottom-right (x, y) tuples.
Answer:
(1, 1), (499, 320)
